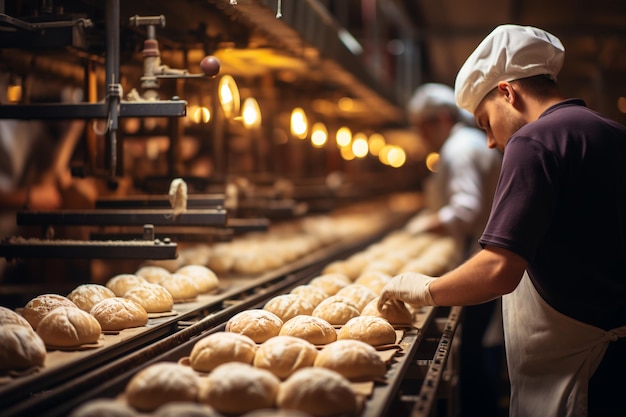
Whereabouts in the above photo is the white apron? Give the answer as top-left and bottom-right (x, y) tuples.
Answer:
(503, 272), (626, 417)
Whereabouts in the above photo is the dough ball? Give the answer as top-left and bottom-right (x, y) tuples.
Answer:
(125, 362), (200, 412)
(135, 265), (171, 284)
(354, 270), (392, 295)
(68, 398), (138, 417)
(311, 296), (360, 326)
(254, 335), (318, 379)
(263, 294), (314, 322)
(189, 331), (257, 373)
(21, 293), (77, 329)
(159, 273), (199, 302)
(290, 285), (328, 307)
(106, 274), (147, 297)
(68, 284), (116, 312)
(337, 316), (396, 346)
(124, 283), (174, 313)
(37, 306), (101, 347)
(0, 305), (30, 328)
(308, 274), (350, 296)
(277, 367), (358, 417)
(199, 362), (280, 415)
(361, 298), (413, 325)
(90, 297), (148, 331)
(226, 309), (283, 343)
(175, 265), (219, 294)
(0, 324), (46, 371)
(279, 315), (337, 345)
(314, 339), (387, 381)
(335, 284), (377, 311)
(153, 402), (220, 417)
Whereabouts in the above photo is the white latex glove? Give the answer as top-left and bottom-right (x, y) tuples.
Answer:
(378, 272), (437, 310)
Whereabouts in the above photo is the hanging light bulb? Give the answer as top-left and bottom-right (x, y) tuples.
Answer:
(351, 133), (369, 158)
(311, 122), (328, 147)
(336, 126), (352, 147)
(368, 133), (386, 156)
(218, 75), (240, 119)
(290, 107), (308, 139)
(242, 97), (262, 128)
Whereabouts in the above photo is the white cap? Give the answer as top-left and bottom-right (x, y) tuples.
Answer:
(454, 24), (565, 113)
(408, 83), (475, 126)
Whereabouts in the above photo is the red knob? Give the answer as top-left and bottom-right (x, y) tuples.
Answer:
(200, 56), (221, 77)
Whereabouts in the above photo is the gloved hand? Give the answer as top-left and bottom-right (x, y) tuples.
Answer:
(405, 212), (439, 235)
(378, 272), (437, 311)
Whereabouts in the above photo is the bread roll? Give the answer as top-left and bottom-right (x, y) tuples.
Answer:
(277, 367), (358, 417)
(125, 362), (200, 412)
(308, 274), (350, 296)
(337, 316), (396, 346)
(68, 398), (138, 417)
(199, 362), (280, 415)
(67, 284), (116, 312)
(354, 270), (392, 295)
(124, 283), (174, 313)
(263, 294), (313, 322)
(106, 274), (147, 297)
(135, 265), (171, 283)
(189, 331), (257, 373)
(0, 305), (30, 328)
(314, 339), (386, 381)
(21, 293), (78, 329)
(154, 402), (220, 417)
(254, 335), (318, 379)
(279, 315), (337, 345)
(311, 296), (360, 326)
(0, 324), (46, 371)
(335, 284), (377, 311)
(290, 285), (328, 307)
(90, 297), (148, 331)
(361, 297), (413, 325)
(36, 306), (101, 347)
(226, 309), (283, 343)
(159, 273), (199, 302)
(175, 265), (219, 293)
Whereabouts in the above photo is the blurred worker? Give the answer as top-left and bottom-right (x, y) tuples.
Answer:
(405, 83), (504, 417)
(379, 24), (626, 417)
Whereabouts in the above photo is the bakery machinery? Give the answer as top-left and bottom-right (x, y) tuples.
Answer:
(0, 1), (463, 416)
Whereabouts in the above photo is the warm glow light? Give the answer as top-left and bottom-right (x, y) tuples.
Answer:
(368, 133), (386, 156)
(193, 106), (211, 123)
(242, 97), (261, 128)
(388, 146), (406, 168)
(311, 122), (328, 147)
(7, 85), (22, 103)
(336, 126), (352, 147)
(352, 133), (369, 158)
(290, 107), (308, 139)
(379, 145), (393, 165)
(340, 145), (355, 160)
(218, 75), (240, 118)
(425, 152), (440, 172)
(618, 97), (626, 114)
(338, 97), (354, 111)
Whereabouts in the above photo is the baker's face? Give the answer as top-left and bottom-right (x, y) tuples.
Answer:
(474, 88), (526, 152)
(412, 111), (452, 153)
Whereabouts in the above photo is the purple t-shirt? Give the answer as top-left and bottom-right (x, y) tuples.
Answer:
(479, 99), (626, 330)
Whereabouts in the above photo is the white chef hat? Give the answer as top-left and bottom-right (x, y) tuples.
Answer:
(408, 83), (476, 126)
(454, 24), (565, 113)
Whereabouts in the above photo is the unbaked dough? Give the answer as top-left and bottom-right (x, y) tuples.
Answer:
(225, 309), (283, 343)
(253, 335), (318, 379)
(198, 362), (280, 415)
(125, 361), (200, 412)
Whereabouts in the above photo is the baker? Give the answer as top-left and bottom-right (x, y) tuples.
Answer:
(378, 24), (626, 417)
